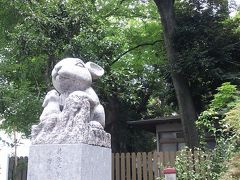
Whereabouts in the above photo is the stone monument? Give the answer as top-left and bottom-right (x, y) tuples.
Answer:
(27, 58), (111, 180)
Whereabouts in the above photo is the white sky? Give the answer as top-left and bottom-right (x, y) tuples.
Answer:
(0, 131), (30, 156)
(230, 0), (240, 16)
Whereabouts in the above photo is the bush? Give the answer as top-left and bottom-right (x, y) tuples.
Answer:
(176, 82), (240, 180)
(222, 102), (240, 136)
(176, 138), (236, 180)
(196, 82), (239, 141)
(220, 151), (240, 180)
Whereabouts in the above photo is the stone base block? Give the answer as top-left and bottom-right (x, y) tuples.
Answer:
(27, 144), (111, 180)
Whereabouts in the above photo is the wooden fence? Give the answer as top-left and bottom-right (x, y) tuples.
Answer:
(112, 152), (177, 180)
(8, 156), (28, 180)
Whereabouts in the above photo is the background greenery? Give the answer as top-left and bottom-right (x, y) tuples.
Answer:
(0, 0), (239, 153)
(176, 82), (240, 179)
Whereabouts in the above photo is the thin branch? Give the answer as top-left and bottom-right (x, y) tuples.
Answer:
(111, 39), (162, 66)
(103, 0), (126, 18)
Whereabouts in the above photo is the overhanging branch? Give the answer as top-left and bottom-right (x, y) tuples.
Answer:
(111, 39), (162, 66)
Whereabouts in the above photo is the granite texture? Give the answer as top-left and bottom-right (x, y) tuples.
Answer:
(31, 58), (111, 147)
(27, 144), (111, 180)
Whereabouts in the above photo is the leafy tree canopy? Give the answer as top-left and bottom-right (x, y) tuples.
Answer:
(173, 0), (240, 112)
(0, 0), (167, 152)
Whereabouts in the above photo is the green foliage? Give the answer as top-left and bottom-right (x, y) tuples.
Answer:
(0, 0), (22, 48)
(0, 0), (166, 151)
(146, 92), (176, 118)
(176, 82), (240, 179)
(174, 0), (240, 112)
(223, 101), (240, 135)
(210, 82), (239, 110)
(175, 148), (210, 180)
(196, 82), (240, 137)
(0, 83), (41, 136)
(220, 151), (240, 180)
(176, 138), (236, 180)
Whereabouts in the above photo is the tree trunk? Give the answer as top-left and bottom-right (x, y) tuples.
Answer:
(105, 96), (121, 152)
(44, 55), (56, 90)
(153, 0), (199, 148)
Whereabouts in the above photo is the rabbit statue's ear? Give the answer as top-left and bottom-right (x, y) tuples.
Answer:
(85, 62), (104, 80)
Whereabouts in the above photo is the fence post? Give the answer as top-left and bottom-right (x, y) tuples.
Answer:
(163, 167), (176, 180)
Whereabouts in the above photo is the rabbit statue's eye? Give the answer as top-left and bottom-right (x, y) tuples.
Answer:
(76, 62), (84, 67)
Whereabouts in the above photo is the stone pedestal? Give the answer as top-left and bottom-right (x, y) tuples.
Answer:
(27, 143), (111, 180)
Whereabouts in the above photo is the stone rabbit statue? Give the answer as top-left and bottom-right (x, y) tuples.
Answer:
(31, 58), (110, 147)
